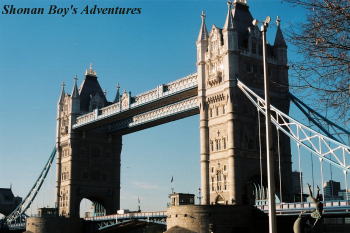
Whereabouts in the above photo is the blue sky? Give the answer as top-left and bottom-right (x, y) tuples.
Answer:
(0, 0), (347, 216)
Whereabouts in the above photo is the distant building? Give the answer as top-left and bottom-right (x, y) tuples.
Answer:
(0, 188), (22, 216)
(338, 189), (350, 201)
(323, 180), (341, 200)
(37, 207), (58, 217)
(291, 172), (303, 194)
(169, 193), (195, 206)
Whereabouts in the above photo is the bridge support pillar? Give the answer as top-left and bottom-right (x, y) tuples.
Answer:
(195, 2), (292, 205)
(56, 80), (122, 217)
(199, 102), (209, 204)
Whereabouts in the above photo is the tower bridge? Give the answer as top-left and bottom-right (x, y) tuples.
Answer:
(55, 0), (291, 218)
(3, 1), (350, 232)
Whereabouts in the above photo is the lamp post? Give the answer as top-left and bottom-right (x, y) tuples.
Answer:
(253, 16), (277, 233)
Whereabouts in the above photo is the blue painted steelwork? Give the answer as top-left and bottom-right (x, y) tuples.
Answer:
(85, 211), (167, 231)
(290, 93), (350, 145)
(5, 147), (56, 226)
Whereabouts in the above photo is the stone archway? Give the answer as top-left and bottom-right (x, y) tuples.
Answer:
(79, 198), (106, 218)
(215, 195), (225, 205)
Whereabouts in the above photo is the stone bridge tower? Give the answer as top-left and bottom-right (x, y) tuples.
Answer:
(56, 66), (121, 217)
(197, 1), (292, 205)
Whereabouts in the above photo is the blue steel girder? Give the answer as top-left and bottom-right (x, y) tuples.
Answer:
(5, 148), (56, 225)
(289, 93), (350, 145)
(237, 80), (350, 173)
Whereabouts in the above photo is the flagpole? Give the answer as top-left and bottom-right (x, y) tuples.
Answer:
(171, 176), (174, 193)
(137, 196), (141, 212)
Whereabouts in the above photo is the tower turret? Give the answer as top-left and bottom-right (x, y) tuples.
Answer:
(222, 1), (239, 78)
(78, 64), (107, 112)
(274, 16), (287, 65)
(196, 11), (210, 204)
(223, 1), (234, 31)
(196, 11), (209, 91)
(71, 76), (80, 115)
(114, 83), (120, 103)
(58, 82), (66, 105)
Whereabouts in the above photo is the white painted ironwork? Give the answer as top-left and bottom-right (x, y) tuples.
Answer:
(74, 73), (197, 128)
(85, 211), (167, 222)
(237, 80), (350, 173)
(257, 200), (350, 215)
(105, 96), (198, 132)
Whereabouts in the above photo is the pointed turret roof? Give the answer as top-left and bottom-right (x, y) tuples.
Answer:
(197, 11), (209, 42)
(79, 65), (107, 112)
(274, 17), (287, 48)
(71, 76), (79, 98)
(58, 82), (65, 103)
(114, 83), (120, 103)
(224, 1), (234, 30)
(232, 0), (253, 32)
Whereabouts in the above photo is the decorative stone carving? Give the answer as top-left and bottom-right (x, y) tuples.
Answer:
(121, 91), (130, 110)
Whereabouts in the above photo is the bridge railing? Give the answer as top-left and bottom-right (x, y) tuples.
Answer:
(164, 73), (197, 95)
(100, 103), (120, 116)
(74, 73), (198, 128)
(85, 211), (167, 221)
(257, 200), (350, 215)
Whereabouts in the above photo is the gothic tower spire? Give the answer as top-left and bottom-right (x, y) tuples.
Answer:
(274, 16), (287, 48)
(71, 76), (80, 114)
(224, 1), (234, 30)
(71, 75), (79, 98)
(58, 82), (66, 104)
(197, 11), (209, 42)
(114, 83), (120, 103)
(274, 16), (288, 66)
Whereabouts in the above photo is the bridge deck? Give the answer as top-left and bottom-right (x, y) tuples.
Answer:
(84, 201), (350, 222)
(73, 74), (198, 132)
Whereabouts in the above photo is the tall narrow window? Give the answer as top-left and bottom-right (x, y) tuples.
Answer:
(217, 172), (221, 182)
(223, 138), (226, 149)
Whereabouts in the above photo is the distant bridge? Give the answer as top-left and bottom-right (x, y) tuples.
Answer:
(83, 202), (350, 231)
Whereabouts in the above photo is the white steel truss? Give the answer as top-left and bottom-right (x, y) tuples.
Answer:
(237, 80), (350, 173)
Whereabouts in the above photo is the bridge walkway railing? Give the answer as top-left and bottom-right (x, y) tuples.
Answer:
(257, 200), (350, 215)
(84, 211), (167, 222)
